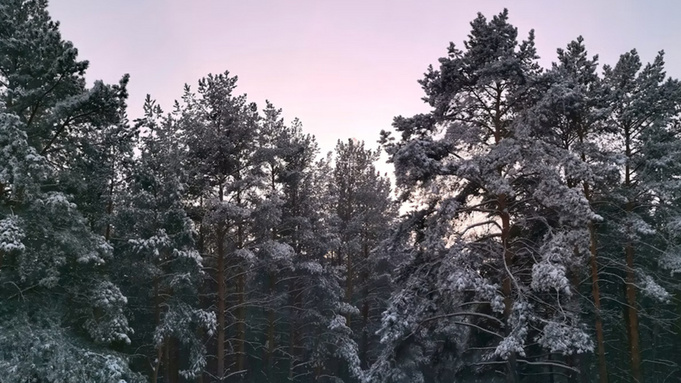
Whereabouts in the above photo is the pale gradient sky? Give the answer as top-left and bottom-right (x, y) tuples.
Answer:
(48, 1), (681, 155)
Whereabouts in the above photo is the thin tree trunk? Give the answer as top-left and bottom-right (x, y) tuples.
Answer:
(265, 171), (278, 382)
(165, 337), (179, 383)
(196, 328), (205, 383)
(236, 224), (246, 380)
(345, 248), (353, 328)
(152, 276), (163, 383)
(164, 338), (169, 382)
(360, 297), (370, 369)
(575, 125), (608, 383)
(196, 196), (206, 383)
(491, 91), (518, 383)
(0, 182), (4, 270)
(288, 278), (300, 382)
(499, 193), (518, 383)
(566, 280), (580, 383)
(581, 177), (608, 383)
(568, 255), (589, 383)
(625, 232), (642, 382)
(289, 188), (301, 382)
(315, 360), (323, 382)
(104, 162), (115, 241)
(359, 236), (371, 369)
(236, 268), (246, 372)
(588, 220), (608, 383)
(164, 337), (173, 383)
(216, 227), (226, 381)
(265, 272), (276, 382)
(152, 345), (163, 383)
(676, 291), (681, 373)
(624, 128), (642, 382)
(216, 184), (227, 381)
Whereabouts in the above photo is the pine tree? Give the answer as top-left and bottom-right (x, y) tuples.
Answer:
(178, 72), (261, 382)
(275, 145), (364, 383)
(249, 101), (327, 382)
(329, 139), (396, 373)
(370, 10), (595, 382)
(532, 36), (614, 383)
(599, 50), (681, 382)
(0, 1), (140, 381)
(114, 96), (215, 382)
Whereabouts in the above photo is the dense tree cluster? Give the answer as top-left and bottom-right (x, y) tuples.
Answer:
(2, 2), (681, 383)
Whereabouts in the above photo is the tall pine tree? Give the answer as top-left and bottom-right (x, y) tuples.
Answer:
(370, 10), (594, 382)
(0, 1), (139, 381)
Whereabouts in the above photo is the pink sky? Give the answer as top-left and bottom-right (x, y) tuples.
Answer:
(48, 0), (680, 156)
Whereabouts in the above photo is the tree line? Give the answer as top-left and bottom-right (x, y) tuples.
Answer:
(2, 2), (681, 383)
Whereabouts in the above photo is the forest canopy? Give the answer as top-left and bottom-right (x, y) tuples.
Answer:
(2, 2), (681, 383)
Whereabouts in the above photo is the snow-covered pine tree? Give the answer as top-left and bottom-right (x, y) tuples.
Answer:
(267, 135), (366, 383)
(599, 50), (681, 382)
(369, 10), (595, 382)
(652, 106), (681, 382)
(177, 72), (262, 382)
(329, 139), (396, 374)
(269, 124), (329, 383)
(249, 101), (299, 382)
(0, 1), (141, 381)
(291, 149), (363, 383)
(531, 36), (614, 383)
(113, 96), (215, 382)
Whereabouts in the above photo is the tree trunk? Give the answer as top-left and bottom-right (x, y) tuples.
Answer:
(151, 344), (163, 383)
(164, 338), (170, 383)
(499, 193), (518, 383)
(196, 328), (205, 383)
(164, 337), (180, 383)
(152, 276), (163, 383)
(265, 272), (276, 382)
(676, 291), (681, 374)
(170, 337), (180, 383)
(265, 199), (278, 383)
(625, 237), (642, 382)
(566, 287), (585, 383)
(623, 128), (642, 383)
(491, 87), (518, 383)
(345, 248), (353, 328)
(588, 220), (608, 383)
(582, 178), (608, 383)
(0, 183), (3, 270)
(359, 236), (371, 369)
(216, 227), (226, 381)
(360, 297), (370, 369)
(288, 278), (301, 381)
(236, 224), (246, 380)
(196, 196), (206, 383)
(104, 162), (115, 241)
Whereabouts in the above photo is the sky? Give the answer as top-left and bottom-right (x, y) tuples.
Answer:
(48, 0), (681, 157)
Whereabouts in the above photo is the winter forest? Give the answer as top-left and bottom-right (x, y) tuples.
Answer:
(3, 1), (681, 383)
